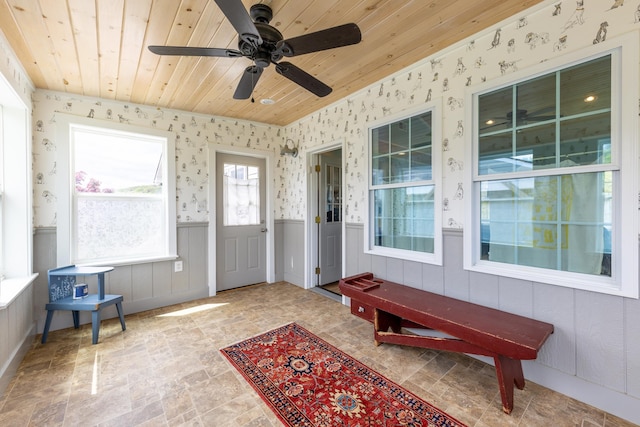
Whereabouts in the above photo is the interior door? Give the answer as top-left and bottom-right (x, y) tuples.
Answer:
(319, 153), (342, 285)
(216, 153), (266, 291)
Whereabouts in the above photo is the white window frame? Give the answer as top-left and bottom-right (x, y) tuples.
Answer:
(0, 104), (4, 281)
(365, 102), (442, 265)
(464, 32), (639, 298)
(0, 74), (32, 285)
(56, 114), (177, 266)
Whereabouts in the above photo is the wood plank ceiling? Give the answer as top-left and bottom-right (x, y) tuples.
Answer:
(0, 0), (545, 126)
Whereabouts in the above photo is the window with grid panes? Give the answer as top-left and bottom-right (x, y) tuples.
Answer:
(464, 35), (638, 297)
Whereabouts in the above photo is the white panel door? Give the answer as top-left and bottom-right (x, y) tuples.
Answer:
(216, 153), (266, 291)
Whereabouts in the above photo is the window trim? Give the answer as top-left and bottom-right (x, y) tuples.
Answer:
(464, 32), (639, 298)
(365, 101), (443, 265)
(0, 74), (32, 284)
(0, 104), (3, 281)
(56, 114), (177, 266)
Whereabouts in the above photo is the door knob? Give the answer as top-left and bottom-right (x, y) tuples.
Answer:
(261, 228), (268, 233)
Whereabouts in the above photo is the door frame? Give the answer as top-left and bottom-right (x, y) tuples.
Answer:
(207, 145), (275, 296)
(305, 141), (345, 291)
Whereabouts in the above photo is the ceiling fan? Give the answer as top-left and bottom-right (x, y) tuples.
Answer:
(482, 107), (556, 131)
(148, 0), (362, 100)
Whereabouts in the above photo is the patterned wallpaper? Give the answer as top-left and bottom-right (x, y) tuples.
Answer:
(0, 29), (33, 106)
(21, 0), (640, 228)
(282, 0), (640, 227)
(31, 92), (279, 227)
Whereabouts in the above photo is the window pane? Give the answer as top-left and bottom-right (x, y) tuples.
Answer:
(371, 112), (433, 185)
(481, 172), (611, 276)
(223, 163), (260, 226)
(325, 165), (342, 223)
(559, 114), (611, 165)
(374, 186), (434, 253)
(479, 87), (513, 133)
(390, 120), (410, 153)
(372, 126), (389, 156)
(411, 113), (432, 149)
(516, 123), (556, 170)
(390, 152), (410, 183)
(76, 196), (164, 262)
(516, 74), (556, 127)
(560, 56), (611, 117)
(478, 56), (611, 176)
(372, 156), (389, 185)
(411, 148), (432, 181)
(479, 132), (514, 174)
(74, 131), (163, 194)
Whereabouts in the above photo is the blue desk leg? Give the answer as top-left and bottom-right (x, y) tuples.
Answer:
(116, 302), (126, 331)
(92, 311), (100, 344)
(97, 273), (105, 300)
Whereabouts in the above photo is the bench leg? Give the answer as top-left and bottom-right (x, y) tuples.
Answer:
(494, 355), (525, 414)
(373, 309), (402, 345)
(375, 310), (402, 333)
(91, 310), (101, 345)
(41, 310), (54, 344)
(72, 310), (80, 329)
(116, 302), (126, 331)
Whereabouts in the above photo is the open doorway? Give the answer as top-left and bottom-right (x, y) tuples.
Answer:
(307, 145), (343, 300)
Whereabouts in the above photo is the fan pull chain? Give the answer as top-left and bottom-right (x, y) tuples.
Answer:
(251, 66), (255, 103)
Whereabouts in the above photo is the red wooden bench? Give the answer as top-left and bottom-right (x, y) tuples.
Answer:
(339, 272), (554, 414)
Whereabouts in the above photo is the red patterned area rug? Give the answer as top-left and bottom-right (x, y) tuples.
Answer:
(220, 323), (467, 427)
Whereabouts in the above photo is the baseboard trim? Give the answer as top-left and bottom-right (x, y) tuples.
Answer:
(122, 289), (210, 314)
(0, 322), (35, 397)
(469, 353), (640, 425)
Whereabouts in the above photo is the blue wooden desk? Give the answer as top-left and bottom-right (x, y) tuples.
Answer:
(48, 265), (114, 300)
(43, 265), (125, 344)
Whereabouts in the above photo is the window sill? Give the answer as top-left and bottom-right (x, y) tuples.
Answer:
(0, 273), (39, 308)
(76, 255), (179, 268)
(466, 260), (634, 298)
(365, 247), (443, 266)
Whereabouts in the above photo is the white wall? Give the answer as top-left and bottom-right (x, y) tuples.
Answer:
(31, 91), (281, 228)
(279, 1), (640, 424)
(5, 1), (640, 423)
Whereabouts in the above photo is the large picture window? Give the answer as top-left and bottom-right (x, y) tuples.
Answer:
(465, 34), (638, 297)
(366, 105), (442, 264)
(57, 116), (176, 265)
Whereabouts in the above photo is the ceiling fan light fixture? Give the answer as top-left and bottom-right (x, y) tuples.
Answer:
(260, 98), (275, 105)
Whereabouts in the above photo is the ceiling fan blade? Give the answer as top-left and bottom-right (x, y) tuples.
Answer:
(527, 106), (556, 116)
(527, 115), (556, 121)
(275, 62), (332, 97)
(148, 45), (244, 57)
(277, 23), (361, 57)
(525, 106), (557, 121)
(214, 0), (262, 46)
(233, 65), (263, 99)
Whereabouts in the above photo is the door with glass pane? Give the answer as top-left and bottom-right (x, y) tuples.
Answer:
(319, 155), (342, 285)
(216, 153), (266, 290)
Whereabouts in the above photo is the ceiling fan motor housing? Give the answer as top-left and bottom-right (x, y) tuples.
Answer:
(238, 4), (284, 66)
(249, 4), (272, 23)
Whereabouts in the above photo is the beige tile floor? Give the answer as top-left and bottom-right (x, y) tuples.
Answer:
(0, 281), (636, 427)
